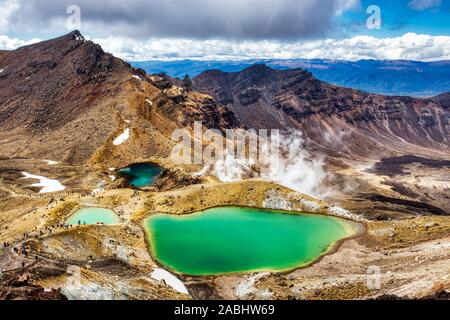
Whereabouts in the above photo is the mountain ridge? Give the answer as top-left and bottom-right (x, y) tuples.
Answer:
(132, 58), (450, 97)
(193, 63), (449, 158)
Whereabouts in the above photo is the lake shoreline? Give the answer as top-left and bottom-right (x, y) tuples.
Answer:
(142, 206), (366, 277)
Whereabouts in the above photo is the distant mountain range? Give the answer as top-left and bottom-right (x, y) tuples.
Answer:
(131, 59), (450, 97)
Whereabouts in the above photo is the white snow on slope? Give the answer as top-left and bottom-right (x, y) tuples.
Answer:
(146, 99), (153, 106)
(151, 268), (189, 295)
(44, 160), (59, 165)
(21, 172), (65, 193)
(113, 128), (130, 146)
(74, 34), (85, 42)
(132, 75), (142, 80)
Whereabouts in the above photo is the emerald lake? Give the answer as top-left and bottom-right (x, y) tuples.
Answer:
(144, 207), (360, 276)
(117, 163), (162, 188)
(66, 207), (120, 225)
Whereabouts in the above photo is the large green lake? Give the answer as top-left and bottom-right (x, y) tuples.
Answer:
(117, 163), (162, 188)
(144, 207), (360, 276)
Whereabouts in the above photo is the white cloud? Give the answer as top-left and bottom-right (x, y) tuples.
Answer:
(335, 0), (360, 15)
(0, 35), (40, 49)
(1, 32), (449, 62)
(0, 0), (19, 33)
(89, 33), (450, 62)
(408, 0), (441, 11)
(4, 0), (360, 40)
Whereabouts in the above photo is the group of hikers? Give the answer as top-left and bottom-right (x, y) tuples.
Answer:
(13, 244), (29, 257)
(1, 218), (92, 272)
(2, 221), (87, 251)
(11, 243), (38, 269)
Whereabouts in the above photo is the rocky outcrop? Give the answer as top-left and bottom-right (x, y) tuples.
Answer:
(154, 168), (202, 191)
(433, 92), (450, 109)
(0, 271), (67, 300)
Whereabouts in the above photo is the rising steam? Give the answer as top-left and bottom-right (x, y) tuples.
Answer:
(205, 130), (327, 198)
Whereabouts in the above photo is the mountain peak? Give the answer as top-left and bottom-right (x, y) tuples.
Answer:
(235, 64), (313, 83)
(32, 30), (87, 48)
(0, 30), (133, 132)
(244, 63), (272, 71)
(69, 30), (85, 41)
(241, 63), (274, 76)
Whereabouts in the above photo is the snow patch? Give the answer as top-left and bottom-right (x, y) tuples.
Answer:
(151, 268), (189, 295)
(21, 172), (65, 193)
(74, 34), (85, 42)
(113, 128), (130, 146)
(0, 69), (4, 74)
(44, 160), (59, 165)
(109, 175), (116, 181)
(132, 75), (142, 80)
(145, 99), (153, 106)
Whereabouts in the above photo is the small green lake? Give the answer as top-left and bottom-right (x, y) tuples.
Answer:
(117, 163), (162, 187)
(144, 207), (360, 276)
(66, 207), (120, 225)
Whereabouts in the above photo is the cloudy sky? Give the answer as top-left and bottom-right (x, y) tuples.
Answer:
(0, 0), (449, 61)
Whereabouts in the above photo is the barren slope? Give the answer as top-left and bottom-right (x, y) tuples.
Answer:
(0, 31), (239, 166)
